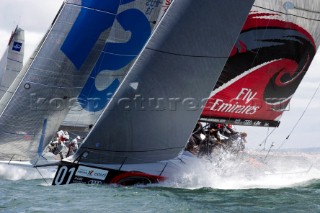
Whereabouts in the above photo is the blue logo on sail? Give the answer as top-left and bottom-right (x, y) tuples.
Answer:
(61, 0), (152, 112)
(12, 41), (22, 52)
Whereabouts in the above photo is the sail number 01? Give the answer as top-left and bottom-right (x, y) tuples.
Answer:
(54, 166), (76, 185)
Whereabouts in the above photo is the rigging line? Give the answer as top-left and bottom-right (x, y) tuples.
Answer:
(66, 3), (118, 15)
(263, 142), (275, 162)
(159, 162), (168, 176)
(33, 154), (49, 167)
(8, 155), (15, 164)
(277, 81), (320, 150)
(307, 159), (320, 174)
(294, 6), (320, 14)
(306, 164), (314, 174)
(35, 166), (49, 186)
(253, 5), (320, 22)
(260, 127), (270, 150)
(258, 127), (277, 151)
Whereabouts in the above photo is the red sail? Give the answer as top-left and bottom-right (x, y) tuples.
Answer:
(201, 9), (319, 127)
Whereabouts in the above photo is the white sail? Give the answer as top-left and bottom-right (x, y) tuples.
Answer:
(0, 26), (24, 99)
(0, 0), (125, 163)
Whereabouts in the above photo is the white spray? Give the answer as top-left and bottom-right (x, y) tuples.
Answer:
(163, 150), (320, 190)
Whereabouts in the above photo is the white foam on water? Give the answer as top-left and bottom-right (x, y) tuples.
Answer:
(2, 150), (320, 189)
(0, 164), (56, 180)
(163, 150), (320, 190)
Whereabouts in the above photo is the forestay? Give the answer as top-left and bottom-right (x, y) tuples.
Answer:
(74, 0), (254, 164)
(0, 0), (123, 162)
(201, 0), (320, 127)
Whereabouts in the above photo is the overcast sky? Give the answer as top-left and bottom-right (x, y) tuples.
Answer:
(1, 0), (320, 150)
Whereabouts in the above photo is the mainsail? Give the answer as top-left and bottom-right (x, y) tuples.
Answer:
(201, 0), (320, 127)
(61, 0), (166, 130)
(0, 1), (127, 162)
(0, 26), (24, 99)
(73, 0), (254, 165)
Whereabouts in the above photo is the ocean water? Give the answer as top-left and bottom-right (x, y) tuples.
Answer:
(1, 150), (320, 213)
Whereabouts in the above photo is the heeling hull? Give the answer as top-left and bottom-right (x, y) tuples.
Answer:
(52, 161), (167, 185)
(52, 150), (200, 185)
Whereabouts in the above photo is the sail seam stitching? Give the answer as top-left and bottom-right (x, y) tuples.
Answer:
(146, 47), (229, 58)
(81, 146), (184, 153)
(7, 58), (23, 64)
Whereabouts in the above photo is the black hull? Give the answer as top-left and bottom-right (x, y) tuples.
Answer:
(52, 162), (165, 186)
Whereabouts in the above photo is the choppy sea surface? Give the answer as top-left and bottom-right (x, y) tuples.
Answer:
(1, 150), (320, 213)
